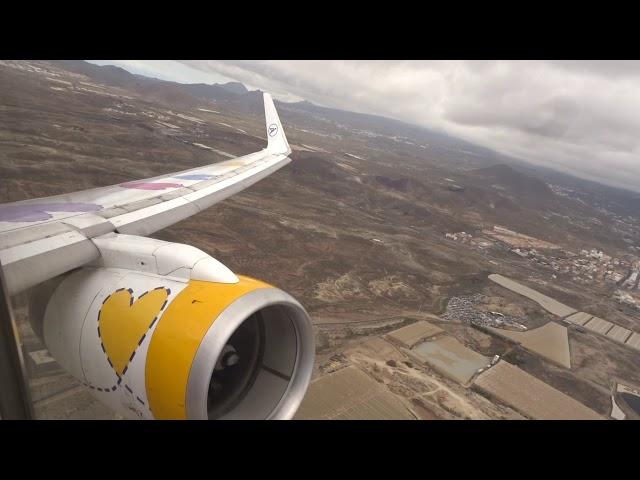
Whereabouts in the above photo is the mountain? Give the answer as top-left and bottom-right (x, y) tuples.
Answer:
(520, 164), (640, 219)
(472, 164), (553, 198)
(54, 62), (507, 162)
(50, 61), (640, 211)
(182, 83), (242, 102)
(56, 61), (201, 106)
(219, 82), (248, 95)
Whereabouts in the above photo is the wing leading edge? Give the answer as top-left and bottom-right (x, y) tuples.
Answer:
(0, 93), (292, 294)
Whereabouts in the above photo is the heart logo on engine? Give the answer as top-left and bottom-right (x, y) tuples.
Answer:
(98, 287), (170, 377)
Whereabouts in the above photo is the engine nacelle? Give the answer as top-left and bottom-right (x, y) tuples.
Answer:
(29, 235), (314, 420)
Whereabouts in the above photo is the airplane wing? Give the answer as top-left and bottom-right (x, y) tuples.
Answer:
(0, 93), (292, 295)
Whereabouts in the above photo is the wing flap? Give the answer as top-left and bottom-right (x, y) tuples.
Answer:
(110, 197), (200, 237)
(1, 229), (100, 294)
(0, 222), (75, 251)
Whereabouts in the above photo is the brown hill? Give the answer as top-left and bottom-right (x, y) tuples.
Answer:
(472, 164), (553, 198)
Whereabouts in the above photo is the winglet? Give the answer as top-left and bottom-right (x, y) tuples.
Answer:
(264, 93), (291, 156)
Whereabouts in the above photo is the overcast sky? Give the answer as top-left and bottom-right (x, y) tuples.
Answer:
(89, 60), (640, 193)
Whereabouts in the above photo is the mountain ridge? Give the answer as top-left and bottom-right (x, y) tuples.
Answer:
(59, 61), (640, 196)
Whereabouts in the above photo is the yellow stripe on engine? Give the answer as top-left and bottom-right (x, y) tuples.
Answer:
(145, 276), (271, 420)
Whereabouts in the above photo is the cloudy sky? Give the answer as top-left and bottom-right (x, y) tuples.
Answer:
(89, 60), (640, 192)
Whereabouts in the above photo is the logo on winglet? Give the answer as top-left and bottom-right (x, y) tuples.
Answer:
(268, 124), (278, 137)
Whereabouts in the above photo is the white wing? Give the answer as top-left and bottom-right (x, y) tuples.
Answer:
(0, 93), (291, 294)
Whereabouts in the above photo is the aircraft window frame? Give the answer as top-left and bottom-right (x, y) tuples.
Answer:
(0, 264), (34, 419)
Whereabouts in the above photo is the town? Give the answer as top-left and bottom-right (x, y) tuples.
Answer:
(445, 225), (640, 311)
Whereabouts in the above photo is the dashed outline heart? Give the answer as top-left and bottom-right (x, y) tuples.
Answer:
(82, 286), (171, 408)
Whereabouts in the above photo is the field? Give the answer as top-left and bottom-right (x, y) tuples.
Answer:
(473, 361), (603, 420)
(409, 336), (490, 384)
(386, 321), (444, 348)
(336, 334), (523, 419)
(487, 322), (571, 368)
(294, 366), (416, 420)
(488, 274), (577, 317)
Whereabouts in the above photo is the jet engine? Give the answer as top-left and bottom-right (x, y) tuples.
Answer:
(27, 233), (314, 420)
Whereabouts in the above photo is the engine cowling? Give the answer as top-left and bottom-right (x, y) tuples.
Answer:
(28, 235), (315, 420)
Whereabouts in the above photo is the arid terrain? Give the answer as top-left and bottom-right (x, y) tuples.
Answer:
(2, 60), (640, 419)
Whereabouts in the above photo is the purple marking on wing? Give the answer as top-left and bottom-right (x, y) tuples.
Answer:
(0, 202), (101, 223)
(120, 181), (184, 190)
(174, 174), (215, 181)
